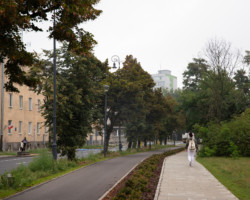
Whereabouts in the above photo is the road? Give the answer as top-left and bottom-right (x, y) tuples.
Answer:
(0, 143), (184, 175)
(0, 156), (33, 174)
(4, 147), (182, 200)
(0, 147), (120, 175)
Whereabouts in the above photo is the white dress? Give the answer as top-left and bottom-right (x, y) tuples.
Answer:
(187, 135), (196, 166)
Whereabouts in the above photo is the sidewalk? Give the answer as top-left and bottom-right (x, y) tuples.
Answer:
(154, 151), (238, 200)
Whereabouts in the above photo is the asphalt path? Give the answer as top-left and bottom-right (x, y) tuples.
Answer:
(4, 147), (182, 200)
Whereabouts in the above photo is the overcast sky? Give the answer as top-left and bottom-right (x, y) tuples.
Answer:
(23, 0), (250, 88)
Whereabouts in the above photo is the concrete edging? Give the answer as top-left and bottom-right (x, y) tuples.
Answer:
(154, 156), (167, 200)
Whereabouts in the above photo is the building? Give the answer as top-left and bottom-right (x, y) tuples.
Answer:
(151, 70), (177, 91)
(0, 62), (49, 151)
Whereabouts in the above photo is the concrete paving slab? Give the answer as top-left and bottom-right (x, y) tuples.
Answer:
(155, 151), (238, 200)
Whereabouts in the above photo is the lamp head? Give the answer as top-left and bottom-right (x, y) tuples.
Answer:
(113, 62), (117, 69)
(104, 85), (109, 92)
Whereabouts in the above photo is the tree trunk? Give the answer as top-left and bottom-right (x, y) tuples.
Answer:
(144, 139), (147, 147)
(137, 140), (141, 148)
(128, 141), (132, 149)
(164, 138), (167, 145)
(132, 141), (136, 148)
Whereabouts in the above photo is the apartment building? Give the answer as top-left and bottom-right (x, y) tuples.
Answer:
(151, 70), (177, 91)
(0, 63), (49, 151)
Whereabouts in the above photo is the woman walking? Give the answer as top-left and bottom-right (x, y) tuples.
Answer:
(186, 132), (197, 166)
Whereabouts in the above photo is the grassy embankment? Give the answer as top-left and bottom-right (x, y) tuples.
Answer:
(0, 144), (174, 199)
(197, 157), (250, 200)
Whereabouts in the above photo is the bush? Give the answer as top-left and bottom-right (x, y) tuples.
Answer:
(29, 152), (54, 172)
(197, 108), (250, 157)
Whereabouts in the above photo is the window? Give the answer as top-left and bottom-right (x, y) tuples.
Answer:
(9, 93), (13, 107)
(37, 122), (40, 134)
(45, 126), (49, 135)
(19, 96), (23, 109)
(8, 120), (13, 134)
(18, 121), (22, 134)
(37, 99), (41, 112)
(158, 81), (165, 87)
(29, 98), (32, 110)
(28, 122), (32, 134)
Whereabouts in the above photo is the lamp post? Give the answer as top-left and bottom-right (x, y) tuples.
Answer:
(111, 55), (122, 152)
(103, 85), (109, 157)
(52, 10), (57, 160)
(0, 61), (4, 151)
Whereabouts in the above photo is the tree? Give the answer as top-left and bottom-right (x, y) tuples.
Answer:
(203, 38), (241, 77)
(183, 58), (208, 91)
(0, 0), (102, 91)
(103, 55), (156, 151)
(39, 43), (108, 160)
(232, 69), (250, 114)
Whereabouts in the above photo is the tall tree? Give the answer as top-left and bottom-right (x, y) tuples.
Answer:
(183, 58), (208, 91)
(40, 43), (108, 160)
(104, 55), (155, 151)
(0, 0), (102, 91)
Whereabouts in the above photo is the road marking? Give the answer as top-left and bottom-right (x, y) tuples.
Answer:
(0, 158), (28, 162)
(17, 162), (28, 165)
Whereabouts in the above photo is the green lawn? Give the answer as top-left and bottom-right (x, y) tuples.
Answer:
(197, 157), (250, 200)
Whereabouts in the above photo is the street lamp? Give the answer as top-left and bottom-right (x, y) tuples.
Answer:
(52, 9), (57, 160)
(111, 55), (122, 152)
(0, 61), (4, 151)
(103, 85), (109, 157)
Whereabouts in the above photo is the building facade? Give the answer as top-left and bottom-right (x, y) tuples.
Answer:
(0, 63), (49, 151)
(151, 70), (177, 91)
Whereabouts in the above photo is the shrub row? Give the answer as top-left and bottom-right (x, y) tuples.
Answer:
(112, 147), (184, 200)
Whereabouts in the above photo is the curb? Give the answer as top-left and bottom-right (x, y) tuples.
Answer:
(154, 156), (167, 200)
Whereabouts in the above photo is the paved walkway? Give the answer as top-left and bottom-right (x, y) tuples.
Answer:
(155, 151), (238, 200)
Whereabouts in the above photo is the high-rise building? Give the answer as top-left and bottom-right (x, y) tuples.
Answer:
(151, 70), (177, 91)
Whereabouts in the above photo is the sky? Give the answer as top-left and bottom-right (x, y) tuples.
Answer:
(23, 0), (250, 88)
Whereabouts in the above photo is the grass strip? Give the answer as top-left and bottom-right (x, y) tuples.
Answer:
(197, 157), (250, 200)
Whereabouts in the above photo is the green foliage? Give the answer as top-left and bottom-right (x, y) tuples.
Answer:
(0, 153), (77, 191)
(29, 152), (54, 172)
(198, 108), (250, 157)
(0, 0), (102, 91)
(40, 43), (109, 160)
(199, 146), (216, 157)
(179, 40), (249, 129)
